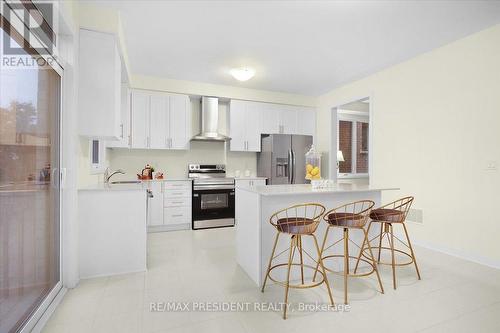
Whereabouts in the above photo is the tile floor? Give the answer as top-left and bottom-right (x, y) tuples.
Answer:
(42, 228), (500, 333)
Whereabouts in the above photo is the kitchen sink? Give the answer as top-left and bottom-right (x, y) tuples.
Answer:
(110, 180), (142, 184)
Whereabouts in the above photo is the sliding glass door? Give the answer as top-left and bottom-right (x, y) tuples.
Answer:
(0, 17), (62, 333)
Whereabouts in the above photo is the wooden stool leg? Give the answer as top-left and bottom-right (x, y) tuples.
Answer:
(261, 232), (280, 292)
(343, 228), (349, 304)
(283, 236), (295, 319)
(377, 222), (384, 263)
(402, 223), (421, 280)
(364, 229), (385, 294)
(312, 226), (330, 282)
(312, 234), (335, 306)
(389, 224), (397, 289)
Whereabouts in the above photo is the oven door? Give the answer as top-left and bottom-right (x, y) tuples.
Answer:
(192, 186), (235, 229)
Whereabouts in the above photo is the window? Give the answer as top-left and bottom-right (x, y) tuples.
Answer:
(338, 115), (369, 177)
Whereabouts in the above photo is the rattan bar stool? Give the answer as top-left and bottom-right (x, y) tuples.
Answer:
(261, 203), (334, 319)
(313, 200), (384, 304)
(354, 196), (421, 289)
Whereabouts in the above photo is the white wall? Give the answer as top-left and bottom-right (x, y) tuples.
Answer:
(317, 24), (500, 267)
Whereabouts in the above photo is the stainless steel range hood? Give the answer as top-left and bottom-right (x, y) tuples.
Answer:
(191, 96), (231, 142)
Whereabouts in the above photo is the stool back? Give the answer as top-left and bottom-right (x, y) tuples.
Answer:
(270, 203), (326, 235)
(323, 200), (375, 228)
(373, 196), (414, 223)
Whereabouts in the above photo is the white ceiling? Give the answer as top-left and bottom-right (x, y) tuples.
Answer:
(90, 1), (500, 96)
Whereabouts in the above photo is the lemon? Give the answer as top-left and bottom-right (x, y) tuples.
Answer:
(310, 167), (320, 176)
(306, 164), (314, 173)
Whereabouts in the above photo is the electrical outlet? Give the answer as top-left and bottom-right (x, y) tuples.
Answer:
(407, 208), (423, 224)
(485, 161), (498, 171)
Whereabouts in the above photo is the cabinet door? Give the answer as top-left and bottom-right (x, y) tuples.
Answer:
(245, 102), (261, 152)
(148, 182), (164, 226)
(280, 107), (298, 134)
(169, 94), (190, 150)
(235, 179), (252, 188)
(130, 90), (150, 149)
(253, 179), (267, 186)
(296, 107), (316, 136)
(261, 103), (280, 134)
(78, 29), (121, 139)
(149, 93), (169, 149)
(229, 100), (247, 151)
(108, 84), (130, 148)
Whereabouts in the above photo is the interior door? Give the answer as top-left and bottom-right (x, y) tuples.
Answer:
(169, 94), (189, 149)
(149, 93), (169, 149)
(270, 134), (291, 184)
(292, 135), (313, 184)
(130, 90), (150, 148)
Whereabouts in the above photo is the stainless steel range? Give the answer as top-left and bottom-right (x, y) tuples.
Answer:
(189, 164), (235, 229)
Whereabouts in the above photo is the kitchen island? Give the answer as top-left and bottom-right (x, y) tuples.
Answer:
(235, 183), (399, 286)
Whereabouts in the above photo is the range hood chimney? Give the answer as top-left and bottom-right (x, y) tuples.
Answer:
(191, 96), (231, 142)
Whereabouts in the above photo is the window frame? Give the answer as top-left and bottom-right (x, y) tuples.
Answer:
(337, 113), (369, 179)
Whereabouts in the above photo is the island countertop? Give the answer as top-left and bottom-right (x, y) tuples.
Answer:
(237, 183), (399, 196)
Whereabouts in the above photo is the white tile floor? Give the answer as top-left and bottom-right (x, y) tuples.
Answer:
(42, 228), (500, 333)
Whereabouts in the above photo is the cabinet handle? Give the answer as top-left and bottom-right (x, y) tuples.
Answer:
(120, 124), (124, 138)
(169, 138), (172, 148)
(172, 214), (184, 217)
(147, 137), (150, 147)
(171, 201), (184, 204)
(172, 192), (183, 195)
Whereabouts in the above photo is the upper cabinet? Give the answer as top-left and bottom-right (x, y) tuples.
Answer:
(79, 29), (122, 139)
(230, 100), (316, 152)
(229, 100), (261, 152)
(129, 90), (191, 150)
(107, 84), (131, 148)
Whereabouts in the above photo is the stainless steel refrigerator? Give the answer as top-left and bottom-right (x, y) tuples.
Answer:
(257, 134), (313, 184)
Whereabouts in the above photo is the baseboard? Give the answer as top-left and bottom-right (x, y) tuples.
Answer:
(30, 287), (67, 333)
(411, 238), (500, 270)
(148, 223), (190, 233)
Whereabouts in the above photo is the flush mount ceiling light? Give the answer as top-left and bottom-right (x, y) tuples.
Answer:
(230, 67), (255, 81)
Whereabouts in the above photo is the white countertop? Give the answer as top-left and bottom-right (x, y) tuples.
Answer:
(78, 183), (147, 191)
(234, 177), (267, 180)
(238, 183), (399, 196)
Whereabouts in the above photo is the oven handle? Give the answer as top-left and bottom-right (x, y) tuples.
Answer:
(193, 185), (235, 191)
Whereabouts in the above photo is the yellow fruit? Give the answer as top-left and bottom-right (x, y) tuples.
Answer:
(305, 172), (312, 179)
(306, 164), (314, 173)
(310, 167), (320, 176)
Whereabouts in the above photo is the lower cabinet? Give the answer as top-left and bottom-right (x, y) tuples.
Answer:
(147, 180), (192, 232)
(235, 178), (267, 188)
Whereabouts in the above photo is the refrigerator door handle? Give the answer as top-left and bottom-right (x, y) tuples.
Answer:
(291, 150), (296, 184)
(287, 150), (292, 184)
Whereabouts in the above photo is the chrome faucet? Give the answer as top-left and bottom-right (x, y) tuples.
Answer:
(104, 168), (126, 184)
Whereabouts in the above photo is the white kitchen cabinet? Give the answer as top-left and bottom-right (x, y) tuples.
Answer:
(147, 181), (192, 232)
(130, 90), (150, 149)
(279, 106), (298, 134)
(107, 84), (131, 148)
(261, 103), (281, 134)
(147, 182), (164, 226)
(149, 93), (169, 149)
(168, 94), (191, 150)
(296, 107), (316, 136)
(79, 29), (121, 139)
(229, 100), (261, 152)
(235, 178), (267, 188)
(130, 90), (190, 150)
